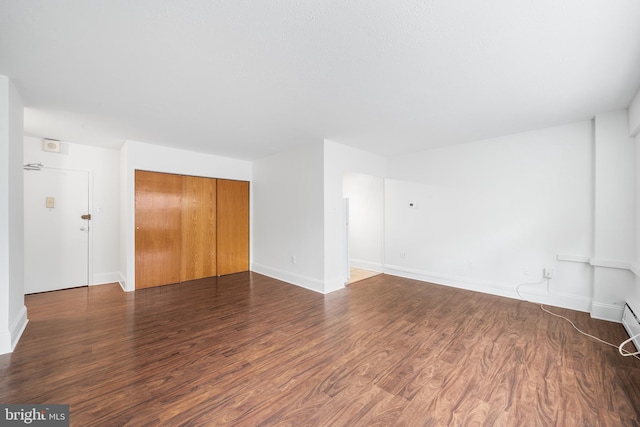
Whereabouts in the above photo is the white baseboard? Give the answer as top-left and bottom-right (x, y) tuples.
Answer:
(117, 271), (128, 292)
(91, 271), (123, 286)
(516, 287), (592, 313)
(324, 275), (346, 294)
(0, 330), (12, 355)
(251, 263), (324, 294)
(591, 301), (624, 322)
(383, 264), (593, 315)
(350, 259), (384, 273)
(384, 264), (516, 299)
(0, 305), (28, 355)
(240, 262), (615, 321)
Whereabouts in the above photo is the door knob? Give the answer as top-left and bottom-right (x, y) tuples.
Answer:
(80, 227), (87, 231)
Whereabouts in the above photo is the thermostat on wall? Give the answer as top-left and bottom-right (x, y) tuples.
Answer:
(42, 138), (60, 153)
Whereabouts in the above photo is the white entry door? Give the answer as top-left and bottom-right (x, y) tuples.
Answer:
(24, 167), (90, 294)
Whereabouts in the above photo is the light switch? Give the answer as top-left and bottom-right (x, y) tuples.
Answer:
(46, 197), (55, 208)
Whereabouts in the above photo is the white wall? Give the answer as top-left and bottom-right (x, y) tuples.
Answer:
(629, 87), (640, 137)
(635, 131), (640, 305)
(120, 140), (252, 291)
(594, 112), (635, 262)
(119, 143), (129, 291)
(386, 121), (595, 312)
(628, 89), (640, 308)
(343, 173), (384, 272)
(323, 140), (388, 292)
(0, 75), (27, 355)
(23, 136), (121, 285)
(252, 140), (387, 294)
(591, 111), (635, 320)
(251, 142), (325, 292)
(7, 81), (25, 349)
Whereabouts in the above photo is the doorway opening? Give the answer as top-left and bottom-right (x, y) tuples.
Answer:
(343, 173), (384, 285)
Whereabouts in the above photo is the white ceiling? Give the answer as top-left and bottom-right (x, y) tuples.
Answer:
(1, 1), (640, 160)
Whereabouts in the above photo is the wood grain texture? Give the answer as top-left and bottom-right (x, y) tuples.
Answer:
(135, 170), (183, 289)
(181, 175), (217, 281)
(348, 267), (381, 284)
(2, 274), (639, 426)
(216, 179), (249, 275)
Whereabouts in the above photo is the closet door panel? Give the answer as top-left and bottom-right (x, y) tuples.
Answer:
(217, 179), (249, 275)
(135, 170), (183, 289)
(182, 176), (217, 281)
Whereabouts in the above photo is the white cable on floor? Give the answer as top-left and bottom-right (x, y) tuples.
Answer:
(516, 279), (640, 361)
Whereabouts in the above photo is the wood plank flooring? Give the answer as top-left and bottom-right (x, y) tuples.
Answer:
(1, 273), (639, 426)
(348, 267), (381, 284)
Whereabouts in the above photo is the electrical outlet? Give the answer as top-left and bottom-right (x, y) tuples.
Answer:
(544, 268), (554, 279)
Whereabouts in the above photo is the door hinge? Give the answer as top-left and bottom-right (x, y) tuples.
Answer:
(81, 214), (92, 220)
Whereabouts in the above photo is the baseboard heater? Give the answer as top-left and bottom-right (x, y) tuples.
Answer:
(622, 300), (640, 352)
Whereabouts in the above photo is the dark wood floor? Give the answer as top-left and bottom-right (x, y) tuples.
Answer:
(1, 273), (639, 426)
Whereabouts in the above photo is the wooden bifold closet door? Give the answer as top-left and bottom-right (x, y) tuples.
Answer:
(181, 175), (217, 282)
(216, 179), (249, 276)
(135, 171), (183, 289)
(135, 170), (249, 289)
